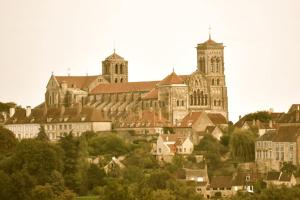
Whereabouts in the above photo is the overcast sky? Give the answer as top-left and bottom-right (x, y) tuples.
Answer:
(0, 0), (299, 122)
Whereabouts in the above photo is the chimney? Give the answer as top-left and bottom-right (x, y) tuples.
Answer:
(269, 120), (273, 128)
(1, 112), (7, 121)
(76, 103), (82, 115)
(60, 105), (65, 116)
(61, 81), (67, 92)
(26, 106), (31, 117)
(9, 107), (15, 118)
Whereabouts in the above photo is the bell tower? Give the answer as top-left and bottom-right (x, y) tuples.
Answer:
(196, 29), (228, 119)
(102, 50), (128, 83)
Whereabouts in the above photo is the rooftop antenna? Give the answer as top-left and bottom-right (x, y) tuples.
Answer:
(67, 68), (71, 76)
(209, 25), (212, 40)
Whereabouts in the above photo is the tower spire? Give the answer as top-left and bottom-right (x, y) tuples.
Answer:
(209, 25), (212, 40)
(113, 40), (116, 54)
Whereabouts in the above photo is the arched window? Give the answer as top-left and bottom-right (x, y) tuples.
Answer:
(193, 91), (197, 106)
(212, 79), (215, 85)
(115, 64), (118, 74)
(120, 78), (123, 83)
(182, 100), (184, 106)
(115, 78), (118, 83)
(120, 64), (123, 74)
(219, 100), (222, 106)
(211, 57), (215, 72)
(177, 100), (180, 107)
(217, 79), (220, 85)
(204, 95), (208, 105)
(214, 100), (217, 106)
(190, 95), (193, 106)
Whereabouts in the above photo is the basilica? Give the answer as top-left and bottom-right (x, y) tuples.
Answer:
(45, 35), (228, 127)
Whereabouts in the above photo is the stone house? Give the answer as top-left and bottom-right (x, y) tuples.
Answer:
(174, 111), (227, 144)
(207, 176), (233, 198)
(184, 166), (209, 196)
(4, 106), (112, 140)
(265, 171), (297, 188)
(255, 126), (300, 172)
(231, 171), (261, 193)
(153, 134), (193, 162)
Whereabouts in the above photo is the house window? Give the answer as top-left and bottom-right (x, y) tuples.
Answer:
(177, 100), (180, 107)
(115, 78), (118, 83)
(246, 176), (250, 181)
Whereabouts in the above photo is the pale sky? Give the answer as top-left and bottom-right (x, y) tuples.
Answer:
(0, 0), (300, 122)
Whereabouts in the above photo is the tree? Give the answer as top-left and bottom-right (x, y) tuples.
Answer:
(150, 189), (176, 200)
(12, 139), (63, 184)
(85, 164), (106, 190)
(0, 126), (17, 156)
(281, 162), (297, 174)
(36, 126), (49, 142)
(59, 133), (81, 192)
(230, 129), (257, 162)
(31, 184), (55, 200)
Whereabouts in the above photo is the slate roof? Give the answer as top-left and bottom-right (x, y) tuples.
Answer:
(210, 176), (232, 188)
(266, 171), (293, 182)
(256, 130), (277, 141)
(273, 126), (300, 142)
(5, 106), (110, 124)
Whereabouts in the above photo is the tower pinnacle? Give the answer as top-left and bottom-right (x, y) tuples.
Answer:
(209, 25), (212, 40)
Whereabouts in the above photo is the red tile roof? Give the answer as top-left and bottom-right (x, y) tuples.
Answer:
(207, 113), (227, 124)
(159, 71), (184, 85)
(178, 112), (203, 127)
(142, 88), (158, 99)
(55, 76), (98, 89)
(90, 81), (158, 94)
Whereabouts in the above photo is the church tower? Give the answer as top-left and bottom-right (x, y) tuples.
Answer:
(196, 33), (228, 119)
(102, 51), (128, 83)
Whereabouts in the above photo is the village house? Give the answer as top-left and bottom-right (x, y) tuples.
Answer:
(265, 171), (297, 188)
(184, 165), (210, 197)
(4, 105), (112, 140)
(278, 104), (300, 125)
(207, 176), (233, 198)
(174, 111), (227, 144)
(152, 134), (193, 162)
(255, 126), (300, 172)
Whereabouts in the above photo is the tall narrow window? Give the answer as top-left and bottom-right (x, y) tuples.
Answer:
(115, 78), (118, 83)
(120, 64), (123, 74)
(212, 79), (215, 85)
(217, 79), (220, 85)
(115, 64), (118, 74)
